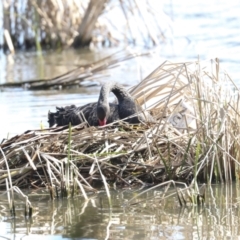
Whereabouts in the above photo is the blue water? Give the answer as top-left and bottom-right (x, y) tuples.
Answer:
(0, 0), (240, 140)
(162, 0), (240, 80)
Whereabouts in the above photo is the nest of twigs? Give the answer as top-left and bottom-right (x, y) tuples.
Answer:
(1, 59), (240, 195)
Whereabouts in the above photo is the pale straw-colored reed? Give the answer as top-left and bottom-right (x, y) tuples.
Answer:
(0, 58), (239, 198)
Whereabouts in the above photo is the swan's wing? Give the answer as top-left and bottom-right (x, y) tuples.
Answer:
(48, 105), (82, 127)
(48, 103), (98, 127)
(118, 100), (153, 124)
(79, 102), (98, 126)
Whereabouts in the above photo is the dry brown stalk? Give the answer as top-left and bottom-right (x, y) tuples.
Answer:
(2, 0), (168, 50)
(1, 59), (240, 194)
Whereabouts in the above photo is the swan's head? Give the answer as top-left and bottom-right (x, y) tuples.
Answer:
(97, 103), (110, 126)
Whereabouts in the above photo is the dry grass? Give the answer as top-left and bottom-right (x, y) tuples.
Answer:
(1, 58), (240, 195)
(2, 0), (168, 51)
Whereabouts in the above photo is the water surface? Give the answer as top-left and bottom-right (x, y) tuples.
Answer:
(1, 2), (240, 237)
(1, 1), (240, 139)
(1, 184), (240, 239)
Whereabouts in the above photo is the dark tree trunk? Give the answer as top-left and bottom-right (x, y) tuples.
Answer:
(73, 0), (109, 48)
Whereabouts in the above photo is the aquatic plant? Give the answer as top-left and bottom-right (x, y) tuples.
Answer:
(2, 0), (169, 51)
(126, 180), (206, 207)
(0, 58), (239, 197)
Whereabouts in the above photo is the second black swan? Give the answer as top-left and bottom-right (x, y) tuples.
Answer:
(48, 82), (149, 127)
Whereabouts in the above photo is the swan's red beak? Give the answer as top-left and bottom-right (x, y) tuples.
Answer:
(99, 118), (107, 126)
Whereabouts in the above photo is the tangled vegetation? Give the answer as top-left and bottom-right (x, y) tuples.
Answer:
(1, 57), (239, 199)
(2, 0), (168, 52)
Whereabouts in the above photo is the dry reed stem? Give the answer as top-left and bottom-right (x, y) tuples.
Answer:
(1, 59), (240, 194)
(0, 50), (149, 89)
(2, 0), (168, 50)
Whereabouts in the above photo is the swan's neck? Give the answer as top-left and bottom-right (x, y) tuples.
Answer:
(98, 82), (133, 104)
(98, 83), (110, 106)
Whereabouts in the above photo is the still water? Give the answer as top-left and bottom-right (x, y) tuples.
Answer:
(0, 0), (240, 140)
(1, 184), (240, 239)
(1, 1), (240, 239)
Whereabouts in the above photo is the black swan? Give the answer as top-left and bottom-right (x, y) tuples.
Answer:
(48, 82), (149, 127)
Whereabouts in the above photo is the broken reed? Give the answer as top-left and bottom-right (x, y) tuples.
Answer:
(0, 59), (240, 199)
(0, 50), (149, 90)
(2, 184), (234, 238)
(126, 180), (206, 207)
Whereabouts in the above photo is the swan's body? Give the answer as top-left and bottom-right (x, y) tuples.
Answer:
(48, 82), (149, 127)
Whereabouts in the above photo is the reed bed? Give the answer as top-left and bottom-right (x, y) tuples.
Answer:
(0, 59), (240, 196)
(2, 0), (168, 51)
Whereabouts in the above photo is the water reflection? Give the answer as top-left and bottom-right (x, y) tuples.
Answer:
(1, 184), (240, 239)
(1, 1), (240, 140)
(0, 49), (109, 84)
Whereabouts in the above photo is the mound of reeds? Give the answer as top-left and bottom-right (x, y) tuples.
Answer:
(1, 59), (240, 196)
